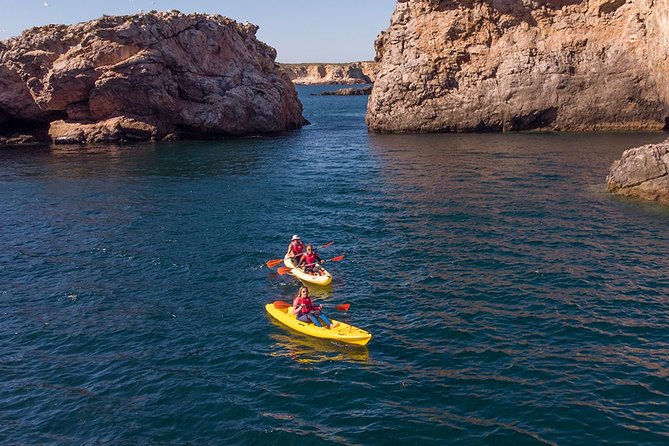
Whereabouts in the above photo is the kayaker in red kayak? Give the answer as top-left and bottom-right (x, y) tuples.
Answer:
(292, 286), (338, 329)
(298, 244), (325, 275)
(286, 234), (305, 264)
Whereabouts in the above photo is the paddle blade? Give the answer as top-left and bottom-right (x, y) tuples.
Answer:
(277, 266), (292, 275)
(273, 301), (291, 309)
(319, 241), (335, 248)
(329, 255), (345, 262)
(334, 303), (350, 312)
(266, 258), (283, 268)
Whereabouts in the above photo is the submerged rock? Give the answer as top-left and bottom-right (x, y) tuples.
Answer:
(367, 0), (669, 133)
(0, 11), (308, 144)
(607, 139), (669, 202)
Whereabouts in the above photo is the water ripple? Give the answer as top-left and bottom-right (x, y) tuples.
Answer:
(2, 89), (669, 444)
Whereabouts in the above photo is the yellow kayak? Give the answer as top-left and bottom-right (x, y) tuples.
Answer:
(265, 303), (372, 346)
(283, 255), (333, 286)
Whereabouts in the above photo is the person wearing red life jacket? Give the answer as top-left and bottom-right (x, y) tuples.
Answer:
(291, 286), (338, 329)
(298, 244), (325, 275)
(286, 234), (305, 264)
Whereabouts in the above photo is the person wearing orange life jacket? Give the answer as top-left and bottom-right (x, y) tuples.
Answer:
(286, 234), (305, 264)
(291, 286), (338, 329)
(298, 244), (325, 275)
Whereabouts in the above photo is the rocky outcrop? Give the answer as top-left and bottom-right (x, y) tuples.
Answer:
(311, 86), (373, 96)
(367, 0), (669, 133)
(281, 62), (377, 85)
(607, 139), (669, 201)
(0, 11), (307, 144)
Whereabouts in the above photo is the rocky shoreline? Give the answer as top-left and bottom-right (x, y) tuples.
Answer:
(310, 86), (372, 96)
(0, 11), (307, 145)
(2, 4), (669, 204)
(280, 62), (376, 85)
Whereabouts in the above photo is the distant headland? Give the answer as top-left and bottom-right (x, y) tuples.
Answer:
(279, 62), (377, 85)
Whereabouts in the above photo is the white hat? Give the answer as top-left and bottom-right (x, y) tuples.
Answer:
(291, 235), (300, 240)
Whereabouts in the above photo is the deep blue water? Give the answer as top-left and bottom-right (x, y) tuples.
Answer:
(1, 84), (669, 445)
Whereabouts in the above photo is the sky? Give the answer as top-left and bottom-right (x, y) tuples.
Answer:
(0, 0), (397, 63)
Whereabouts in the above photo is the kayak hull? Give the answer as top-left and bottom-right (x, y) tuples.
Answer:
(283, 255), (333, 286)
(265, 303), (372, 346)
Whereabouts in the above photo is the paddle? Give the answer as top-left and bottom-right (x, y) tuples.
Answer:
(266, 258), (284, 268)
(265, 241), (335, 268)
(276, 255), (345, 275)
(273, 300), (351, 312)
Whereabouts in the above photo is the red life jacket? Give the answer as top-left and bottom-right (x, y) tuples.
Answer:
(294, 296), (316, 314)
(289, 241), (303, 256)
(302, 252), (318, 266)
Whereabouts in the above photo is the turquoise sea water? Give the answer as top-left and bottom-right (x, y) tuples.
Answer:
(2, 85), (669, 445)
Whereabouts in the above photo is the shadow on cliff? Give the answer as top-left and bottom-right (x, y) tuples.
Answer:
(0, 115), (60, 145)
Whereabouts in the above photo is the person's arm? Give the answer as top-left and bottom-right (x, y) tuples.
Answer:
(291, 298), (302, 314)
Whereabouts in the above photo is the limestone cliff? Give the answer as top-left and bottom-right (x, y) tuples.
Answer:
(281, 62), (377, 85)
(367, 0), (669, 133)
(0, 11), (308, 144)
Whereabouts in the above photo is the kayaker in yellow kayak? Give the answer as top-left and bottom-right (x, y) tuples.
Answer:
(291, 286), (339, 329)
(298, 244), (326, 276)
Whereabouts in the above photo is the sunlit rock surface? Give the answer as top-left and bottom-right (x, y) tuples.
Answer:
(0, 11), (307, 144)
(367, 0), (669, 133)
(607, 139), (669, 202)
(281, 62), (376, 85)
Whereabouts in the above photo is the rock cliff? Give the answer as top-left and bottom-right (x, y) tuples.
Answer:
(0, 11), (307, 144)
(281, 62), (377, 85)
(367, 0), (669, 133)
(607, 139), (669, 201)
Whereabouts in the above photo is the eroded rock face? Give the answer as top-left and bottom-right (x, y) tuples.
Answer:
(607, 139), (669, 201)
(281, 62), (377, 85)
(367, 0), (669, 133)
(0, 11), (308, 143)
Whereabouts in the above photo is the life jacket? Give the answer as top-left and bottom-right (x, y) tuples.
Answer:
(302, 252), (318, 266)
(294, 296), (315, 314)
(289, 241), (303, 256)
